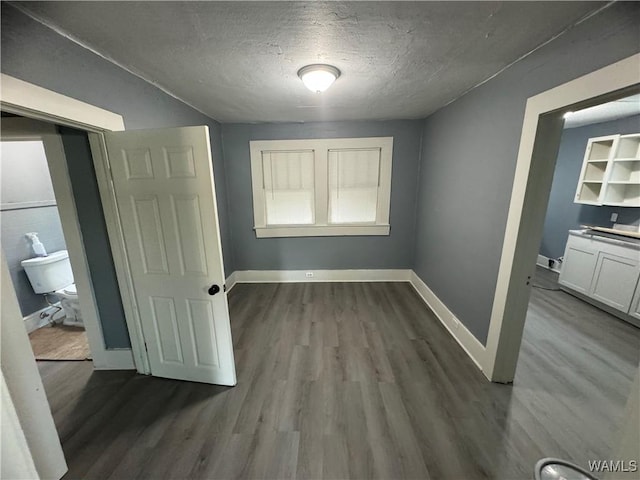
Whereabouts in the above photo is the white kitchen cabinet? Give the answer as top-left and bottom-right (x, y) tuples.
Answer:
(558, 234), (598, 294)
(559, 230), (640, 327)
(575, 133), (640, 207)
(574, 135), (618, 205)
(590, 251), (639, 312)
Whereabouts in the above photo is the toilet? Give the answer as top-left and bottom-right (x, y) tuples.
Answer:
(21, 250), (83, 327)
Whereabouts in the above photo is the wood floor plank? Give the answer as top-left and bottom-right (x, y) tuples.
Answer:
(33, 271), (639, 480)
(322, 434), (350, 480)
(296, 381), (324, 479)
(378, 381), (432, 479)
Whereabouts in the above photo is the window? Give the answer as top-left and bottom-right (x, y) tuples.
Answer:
(250, 137), (393, 237)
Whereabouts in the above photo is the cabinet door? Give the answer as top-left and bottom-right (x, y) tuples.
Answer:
(629, 282), (640, 321)
(589, 252), (640, 313)
(558, 239), (597, 294)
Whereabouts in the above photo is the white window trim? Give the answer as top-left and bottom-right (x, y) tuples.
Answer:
(250, 136), (393, 238)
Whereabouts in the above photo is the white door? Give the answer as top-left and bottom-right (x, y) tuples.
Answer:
(104, 126), (236, 385)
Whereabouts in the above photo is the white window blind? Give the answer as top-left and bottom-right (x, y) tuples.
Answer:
(262, 150), (315, 225)
(328, 148), (380, 224)
(250, 137), (393, 237)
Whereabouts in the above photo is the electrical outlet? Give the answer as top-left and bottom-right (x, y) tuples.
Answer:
(611, 212), (619, 222)
(305, 272), (314, 278)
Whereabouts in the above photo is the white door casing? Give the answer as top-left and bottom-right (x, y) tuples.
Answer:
(0, 117), (134, 370)
(104, 126), (236, 385)
(484, 53), (640, 383)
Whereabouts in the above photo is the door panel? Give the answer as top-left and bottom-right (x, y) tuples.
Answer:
(558, 242), (597, 294)
(630, 283), (640, 321)
(105, 126), (236, 385)
(132, 195), (169, 274)
(589, 252), (639, 312)
(171, 195), (208, 275)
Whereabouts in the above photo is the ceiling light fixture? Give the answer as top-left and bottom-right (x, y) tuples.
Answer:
(298, 64), (341, 93)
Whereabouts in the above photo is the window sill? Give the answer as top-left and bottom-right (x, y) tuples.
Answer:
(254, 224), (390, 238)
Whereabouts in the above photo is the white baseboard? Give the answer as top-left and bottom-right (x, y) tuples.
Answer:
(23, 303), (62, 333)
(226, 271), (239, 292)
(536, 254), (562, 273)
(409, 271), (486, 373)
(92, 349), (135, 370)
(227, 269), (412, 285)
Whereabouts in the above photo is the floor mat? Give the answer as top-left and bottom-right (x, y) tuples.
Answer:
(29, 324), (91, 361)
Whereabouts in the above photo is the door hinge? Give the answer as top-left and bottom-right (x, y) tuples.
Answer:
(144, 342), (148, 353)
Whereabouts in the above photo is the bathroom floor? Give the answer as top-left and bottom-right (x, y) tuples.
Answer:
(29, 323), (91, 361)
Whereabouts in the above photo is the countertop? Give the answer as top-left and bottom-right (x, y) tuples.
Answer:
(569, 229), (640, 250)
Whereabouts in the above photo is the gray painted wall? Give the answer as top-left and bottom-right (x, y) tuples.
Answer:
(1, 207), (66, 317)
(1, 5), (233, 348)
(0, 140), (66, 316)
(222, 120), (423, 270)
(540, 115), (640, 260)
(59, 126), (130, 348)
(413, 3), (640, 346)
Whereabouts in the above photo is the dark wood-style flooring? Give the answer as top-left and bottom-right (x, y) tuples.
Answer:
(39, 268), (640, 479)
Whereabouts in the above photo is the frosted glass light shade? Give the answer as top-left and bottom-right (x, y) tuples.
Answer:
(298, 64), (340, 93)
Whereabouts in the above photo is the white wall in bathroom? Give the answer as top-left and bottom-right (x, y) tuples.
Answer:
(1, 141), (56, 209)
(0, 140), (67, 317)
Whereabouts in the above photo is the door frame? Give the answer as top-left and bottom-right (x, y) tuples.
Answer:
(1, 74), (147, 372)
(0, 118), (131, 369)
(483, 53), (640, 383)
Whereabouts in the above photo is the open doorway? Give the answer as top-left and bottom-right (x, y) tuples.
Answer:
(536, 93), (640, 327)
(0, 115), (134, 369)
(1, 80), (237, 477)
(503, 89), (640, 381)
(1, 75), (237, 385)
(1, 119), (90, 360)
(513, 94), (640, 463)
(483, 54), (640, 385)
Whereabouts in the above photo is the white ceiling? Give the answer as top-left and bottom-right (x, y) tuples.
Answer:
(14, 1), (606, 123)
(564, 94), (640, 129)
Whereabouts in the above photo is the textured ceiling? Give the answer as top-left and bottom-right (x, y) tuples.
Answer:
(14, 1), (606, 123)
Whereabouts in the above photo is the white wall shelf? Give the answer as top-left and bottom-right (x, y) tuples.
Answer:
(575, 133), (640, 207)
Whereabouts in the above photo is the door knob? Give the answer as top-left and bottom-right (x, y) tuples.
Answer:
(208, 284), (221, 296)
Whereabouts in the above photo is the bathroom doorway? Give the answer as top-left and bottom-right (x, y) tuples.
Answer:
(0, 116), (124, 366)
(0, 130), (89, 360)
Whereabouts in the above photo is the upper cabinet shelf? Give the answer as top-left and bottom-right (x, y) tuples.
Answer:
(615, 135), (640, 160)
(575, 133), (640, 207)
